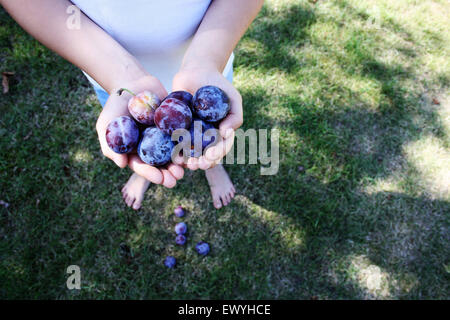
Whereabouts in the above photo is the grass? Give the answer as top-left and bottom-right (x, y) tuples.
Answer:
(0, 0), (449, 299)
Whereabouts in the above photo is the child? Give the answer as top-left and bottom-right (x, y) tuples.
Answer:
(1, 0), (264, 210)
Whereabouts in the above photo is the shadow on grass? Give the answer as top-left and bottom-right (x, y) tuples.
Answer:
(230, 0), (449, 298)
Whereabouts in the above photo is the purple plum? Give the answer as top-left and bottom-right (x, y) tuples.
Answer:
(155, 98), (192, 135)
(164, 256), (176, 268)
(106, 116), (139, 154)
(192, 86), (230, 122)
(165, 91), (193, 109)
(174, 222), (187, 235)
(174, 206), (185, 218)
(137, 127), (174, 166)
(188, 119), (219, 157)
(195, 241), (210, 256)
(175, 234), (186, 245)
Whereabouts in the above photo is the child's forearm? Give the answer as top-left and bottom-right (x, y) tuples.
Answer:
(182, 0), (264, 72)
(1, 0), (147, 93)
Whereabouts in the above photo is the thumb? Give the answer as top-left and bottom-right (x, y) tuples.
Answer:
(110, 153), (128, 168)
(99, 137), (128, 168)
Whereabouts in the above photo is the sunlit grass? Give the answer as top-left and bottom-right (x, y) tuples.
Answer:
(404, 135), (450, 200)
(71, 149), (93, 163)
(349, 255), (393, 299)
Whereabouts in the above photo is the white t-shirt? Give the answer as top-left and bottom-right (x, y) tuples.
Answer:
(71, 0), (234, 92)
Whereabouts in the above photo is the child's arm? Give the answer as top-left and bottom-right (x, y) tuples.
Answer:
(172, 0), (264, 170)
(1, 0), (184, 187)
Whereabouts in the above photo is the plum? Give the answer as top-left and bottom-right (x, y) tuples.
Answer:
(195, 241), (210, 256)
(137, 127), (174, 166)
(174, 222), (187, 235)
(192, 86), (230, 122)
(118, 88), (160, 126)
(155, 98), (192, 135)
(174, 206), (185, 218)
(106, 116), (139, 154)
(188, 119), (219, 157)
(175, 234), (186, 245)
(164, 256), (176, 268)
(164, 91), (193, 109)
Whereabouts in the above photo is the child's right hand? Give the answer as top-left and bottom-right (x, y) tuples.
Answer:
(96, 75), (185, 188)
(171, 65), (243, 170)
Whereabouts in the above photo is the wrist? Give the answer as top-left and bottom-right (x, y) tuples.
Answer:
(109, 64), (148, 91)
(110, 75), (148, 101)
(112, 74), (168, 103)
(180, 55), (222, 74)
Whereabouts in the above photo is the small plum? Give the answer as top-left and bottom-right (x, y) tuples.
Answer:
(195, 241), (210, 256)
(154, 98), (192, 135)
(165, 91), (193, 109)
(118, 88), (160, 126)
(174, 222), (187, 235)
(175, 234), (186, 245)
(192, 86), (230, 122)
(137, 127), (174, 166)
(174, 206), (185, 218)
(106, 116), (139, 154)
(164, 256), (176, 268)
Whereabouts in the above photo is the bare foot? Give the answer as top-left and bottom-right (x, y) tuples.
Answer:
(121, 173), (151, 210)
(205, 164), (235, 209)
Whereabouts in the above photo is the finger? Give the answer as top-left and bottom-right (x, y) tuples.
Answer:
(167, 163), (185, 180)
(172, 152), (186, 166)
(186, 156), (199, 171)
(128, 154), (164, 184)
(198, 155), (213, 170)
(204, 130), (235, 162)
(161, 169), (177, 188)
(150, 84), (168, 102)
(109, 152), (128, 168)
(98, 137), (128, 168)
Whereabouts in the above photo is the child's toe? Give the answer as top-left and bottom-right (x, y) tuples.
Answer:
(126, 196), (134, 207)
(221, 195), (229, 206)
(132, 199), (142, 210)
(213, 197), (222, 209)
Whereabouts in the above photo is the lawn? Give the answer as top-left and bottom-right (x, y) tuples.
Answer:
(0, 0), (449, 299)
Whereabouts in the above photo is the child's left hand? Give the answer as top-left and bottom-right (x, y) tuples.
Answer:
(171, 66), (243, 170)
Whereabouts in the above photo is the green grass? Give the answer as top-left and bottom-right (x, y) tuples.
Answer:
(0, 0), (449, 299)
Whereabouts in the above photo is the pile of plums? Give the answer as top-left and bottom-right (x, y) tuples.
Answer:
(106, 86), (230, 166)
(164, 206), (211, 269)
